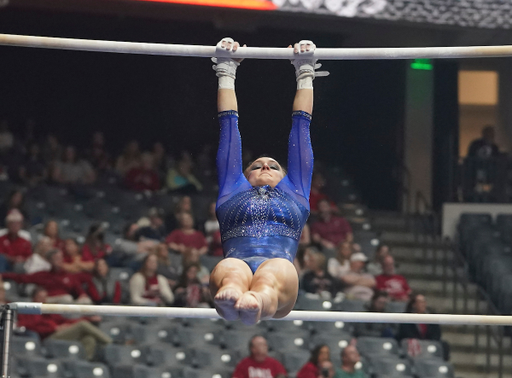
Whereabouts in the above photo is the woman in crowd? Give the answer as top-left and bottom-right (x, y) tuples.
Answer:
(210, 38), (325, 325)
(366, 244), (390, 276)
(204, 202), (223, 256)
(301, 252), (341, 299)
(129, 253), (174, 306)
(297, 344), (331, 378)
(294, 245), (319, 279)
(165, 195), (193, 232)
(86, 259), (122, 304)
(116, 140), (141, 176)
(166, 156), (203, 194)
(52, 146), (96, 185)
(82, 224), (113, 264)
(174, 263), (212, 308)
(155, 243), (179, 289)
(43, 220), (66, 251)
(166, 212), (208, 255)
(181, 248), (210, 285)
(327, 241), (353, 279)
(0, 189), (28, 227)
(354, 291), (396, 338)
(62, 238), (91, 273)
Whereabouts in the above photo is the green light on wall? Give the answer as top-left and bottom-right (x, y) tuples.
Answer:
(411, 59), (433, 71)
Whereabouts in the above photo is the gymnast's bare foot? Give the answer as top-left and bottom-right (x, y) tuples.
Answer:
(214, 287), (242, 321)
(236, 291), (263, 325)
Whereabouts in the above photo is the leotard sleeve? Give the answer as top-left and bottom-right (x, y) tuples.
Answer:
(278, 111), (314, 210)
(216, 110), (252, 207)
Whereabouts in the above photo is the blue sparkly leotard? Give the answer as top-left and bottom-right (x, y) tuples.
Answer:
(216, 110), (313, 273)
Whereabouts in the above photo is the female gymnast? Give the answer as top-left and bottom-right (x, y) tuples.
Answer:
(209, 37), (328, 325)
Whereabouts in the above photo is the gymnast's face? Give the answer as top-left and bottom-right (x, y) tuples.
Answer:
(245, 157), (285, 188)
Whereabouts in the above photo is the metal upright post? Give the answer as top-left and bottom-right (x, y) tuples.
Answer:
(1, 306), (13, 378)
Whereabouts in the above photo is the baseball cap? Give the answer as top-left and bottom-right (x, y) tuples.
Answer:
(6, 209), (23, 223)
(350, 252), (368, 262)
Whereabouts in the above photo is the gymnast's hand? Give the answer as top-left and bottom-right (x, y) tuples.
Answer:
(212, 37), (246, 80)
(290, 40), (329, 82)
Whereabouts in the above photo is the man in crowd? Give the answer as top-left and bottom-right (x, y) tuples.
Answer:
(334, 346), (366, 378)
(16, 287), (112, 360)
(340, 253), (375, 301)
(375, 255), (411, 302)
(0, 210), (32, 271)
(1, 249), (92, 304)
(232, 335), (287, 378)
(311, 199), (352, 250)
(467, 125), (500, 158)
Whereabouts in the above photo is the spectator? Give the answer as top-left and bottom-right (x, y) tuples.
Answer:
(301, 251), (341, 299)
(0, 120), (14, 153)
(166, 212), (208, 255)
(334, 346), (366, 378)
(204, 202), (223, 256)
(0, 210), (32, 271)
(319, 361), (335, 378)
(125, 152), (161, 192)
(232, 335), (287, 378)
(113, 223), (158, 266)
(366, 244), (390, 276)
(311, 199), (353, 250)
(19, 143), (47, 187)
(16, 287), (112, 360)
(354, 291), (396, 338)
(375, 255), (411, 302)
(166, 195), (193, 232)
(62, 238), (90, 274)
(166, 157), (203, 194)
(23, 238), (52, 274)
(309, 172), (337, 215)
(81, 224), (113, 266)
(297, 344), (331, 378)
(116, 140), (141, 176)
(173, 262), (211, 307)
(42, 135), (62, 165)
(397, 293), (441, 341)
(86, 131), (110, 171)
(300, 223), (311, 246)
(467, 125), (500, 158)
(52, 146), (96, 185)
(180, 248), (210, 284)
(0, 189), (28, 228)
(152, 142), (168, 178)
(129, 253), (174, 306)
(137, 208), (167, 242)
(43, 220), (66, 251)
(155, 243), (179, 288)
(294, 245), (322, 279)
(340, 253), (375, 301)
(1, 249), (92, 304)
(328, 242), (353, 279)
(86, 259), (122, 304)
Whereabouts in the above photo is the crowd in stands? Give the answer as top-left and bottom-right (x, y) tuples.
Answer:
(0, 122), (449, 376)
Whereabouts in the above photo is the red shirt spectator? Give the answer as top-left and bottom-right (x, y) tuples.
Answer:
(124, 153), (161, 192)
(81, 243), (112, 262)
(375, 255), (411, 301)
(297, 345), (331, 378)
(81, 224), (112, 263)
(297, 362), (318, 378)
(85, 259), (122, 304)
(2, 250), (87, 299)
(43, 220), (66, 251)
(17, 312), (82, 339)
(309, 172), (337, 214)
(166, 212), (207, 254)
(0, 209), (32, 263)
(311, 200), (352, 249)
(233, 336), (286, 378)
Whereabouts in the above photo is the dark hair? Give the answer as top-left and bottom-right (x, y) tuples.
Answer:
(93, 258), (109, 277)
(5, 189), (25, 208)
(248, 334), (267, 351)
(244, 155), (287, 176)
(406, 292), (423, 313)
(85, 223), (106, 256)
(369, 291), (388, 311)
(177, 262), (201, 287)
(309, 344), (330, 365)
(138, 253), (158, 276)
(32, 286), (47, 299)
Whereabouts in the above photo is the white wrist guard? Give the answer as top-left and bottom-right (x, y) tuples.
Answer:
(212, 37), (241, 90)
(291, 40), (329, 89)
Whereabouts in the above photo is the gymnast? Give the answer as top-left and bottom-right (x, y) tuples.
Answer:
(209, 37), (328, 325)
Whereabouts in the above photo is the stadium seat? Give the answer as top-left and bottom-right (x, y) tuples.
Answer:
(352, 230), (380, 259)
(16, 357), (65, 377)
(190, 346), (239, 369)
(200, 255), (223, 272)
(310, 333), (352, 358)
(459, 213), (492, 226)
(130, 323), (178, 345)
(114, 364), (183, 378)
(385, 301), (407, 313)
(68, 361), (111, 378)
(102, 344), (147, 367)
(145, 343), (191, 367)
(369, 357), (413, 377)
(304, 320), (354, 335)
(266, 329), (310, 351)
(183, 366), (233, 378)
(174, 325), (222, 347)
(99, 321), (132, 344)
(220, 329), (263, 351)
(356, 337), (399, 358)
(180, 317), (224, 331)
(400, 339), (443, 360)
(294, 294), (332, 311)
(281, 349), (311, 374)
(43, 339), (87, 360)
(414, 359), (455, 378)
(11, 335), (42, 358)
(333, 299), (367, 312)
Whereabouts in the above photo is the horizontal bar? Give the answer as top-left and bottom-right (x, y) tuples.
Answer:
(1, 34), (512, 60)
(10, 303), (512, 325)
